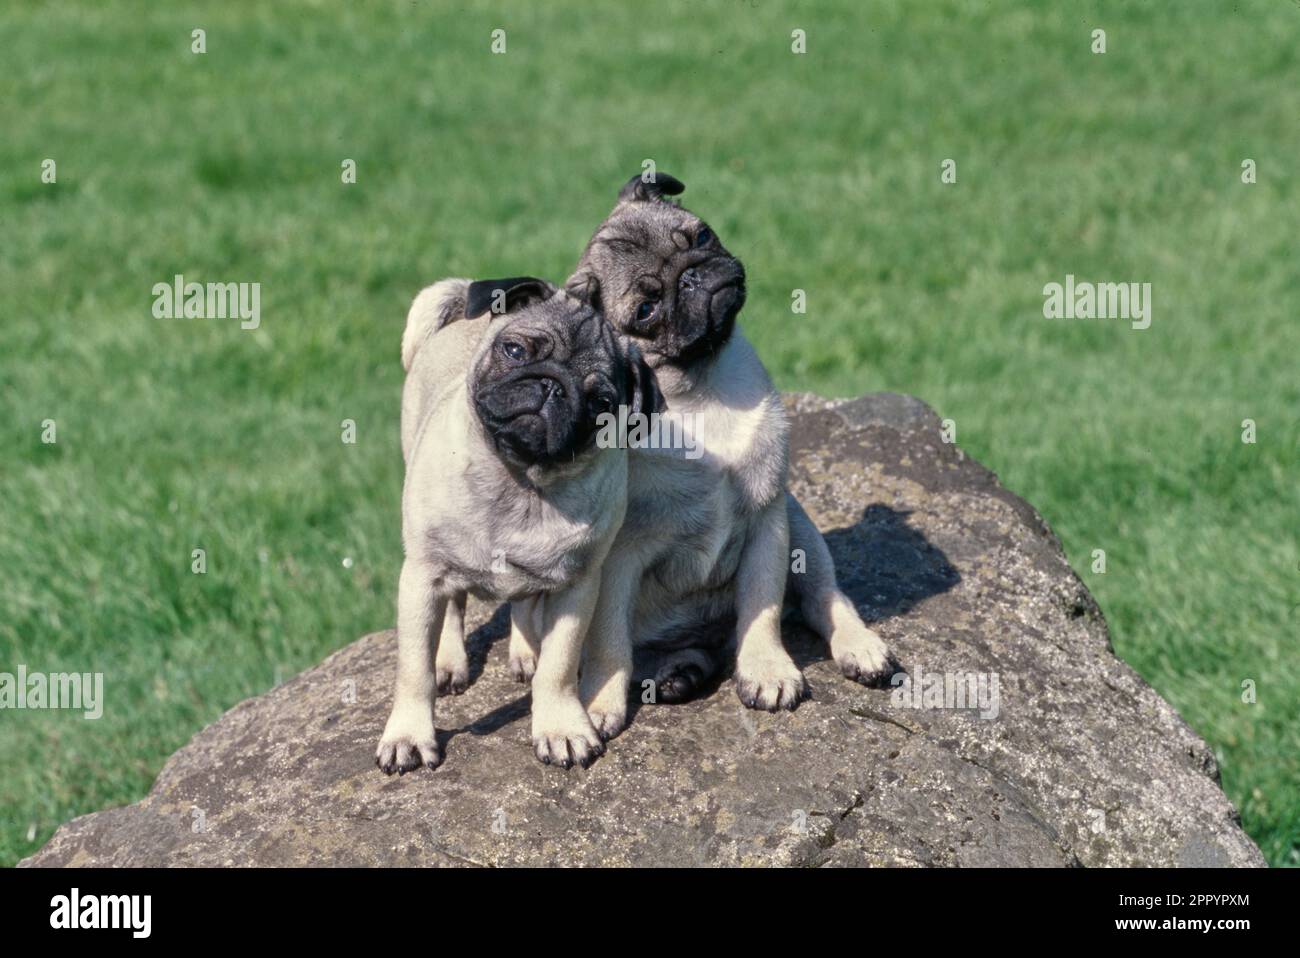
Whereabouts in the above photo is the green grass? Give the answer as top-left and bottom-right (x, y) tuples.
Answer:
(1, 0), (1295, 867)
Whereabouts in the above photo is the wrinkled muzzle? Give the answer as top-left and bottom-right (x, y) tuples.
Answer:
(474, 371), (580, 468)
(676, 256), (746, 357)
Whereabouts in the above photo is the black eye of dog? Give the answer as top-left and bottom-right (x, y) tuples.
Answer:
(635, 301), (656, 322)
(694, 227), (713, 248)
(500, 340), (526, 361)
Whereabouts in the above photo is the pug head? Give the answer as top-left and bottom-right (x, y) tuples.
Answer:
(466, 276), (662, 472)
(566, 173), (745, 370)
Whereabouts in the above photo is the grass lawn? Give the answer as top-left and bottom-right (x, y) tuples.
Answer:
(1, 0), (1295, 866)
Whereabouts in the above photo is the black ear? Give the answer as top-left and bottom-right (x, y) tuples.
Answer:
(627, 345), (665, 416)
(618, 171), (686, 204)
(464, 276), (556, 319)
(564, 271), (602, 313)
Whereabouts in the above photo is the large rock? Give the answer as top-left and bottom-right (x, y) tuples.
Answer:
(22, 393), (1264, 867)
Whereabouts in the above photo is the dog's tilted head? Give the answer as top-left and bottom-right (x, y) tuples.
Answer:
(466, 276), (661, 472)
(566, 172), (746, 370)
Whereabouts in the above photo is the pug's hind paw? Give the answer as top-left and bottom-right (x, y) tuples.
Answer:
(509, 650), (538, 684)
(652, 648), (721, 704)
(436, 661), (470, 695)
(586, 705), (628, 743)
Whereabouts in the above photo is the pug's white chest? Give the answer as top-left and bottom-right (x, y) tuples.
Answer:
(625, 420), (750, 585)
(403, 411), (623, 599)
(622, 340), (789, 622)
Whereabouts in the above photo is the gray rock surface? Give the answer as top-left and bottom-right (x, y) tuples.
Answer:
(22, 392), (1264, 867)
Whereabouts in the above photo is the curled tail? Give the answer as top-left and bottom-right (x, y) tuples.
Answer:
(400, 278), (471, 372)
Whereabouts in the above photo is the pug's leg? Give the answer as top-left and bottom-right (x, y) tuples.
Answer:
(434, 590), (469, 694)
(508, 595), (542, 683)
(579, 559), (639, 741)
(377, 558), (447, 773)
(786, 493), (898, 687)
(531, 576), (606, 768)
(734, 498), (807, 711)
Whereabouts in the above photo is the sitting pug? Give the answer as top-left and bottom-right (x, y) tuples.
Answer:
(566, 173), (901, 742)
(376, 275), (659, 773)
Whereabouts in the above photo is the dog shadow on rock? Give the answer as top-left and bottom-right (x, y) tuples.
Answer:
(785, 503), (960, 668)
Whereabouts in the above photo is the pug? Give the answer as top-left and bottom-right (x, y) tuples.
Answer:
(566, 172), (900, 741)
(376, 274), (659, 772)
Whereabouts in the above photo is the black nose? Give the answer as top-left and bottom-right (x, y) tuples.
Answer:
(679, 267), (702, 292)
(476, 375), (566, 423)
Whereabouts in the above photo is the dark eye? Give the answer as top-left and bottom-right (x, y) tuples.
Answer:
(635, 301), (656, 322)
(694, 227), (713, 248)
(500, 340), (526, 362)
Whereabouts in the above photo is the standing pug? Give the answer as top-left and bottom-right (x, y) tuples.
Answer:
(567, 172), (900, 742)
(377, 274), (659, 772)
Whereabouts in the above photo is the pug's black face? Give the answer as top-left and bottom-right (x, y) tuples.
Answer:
(470, 287), (659, 471)
(567, 175), (745, 369)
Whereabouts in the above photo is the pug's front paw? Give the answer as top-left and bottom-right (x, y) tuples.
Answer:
(375, 707), (441, 775)
(833, 625), (902, 688)
(531, 701), (605, 769)
(734, 649), (808, 712)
